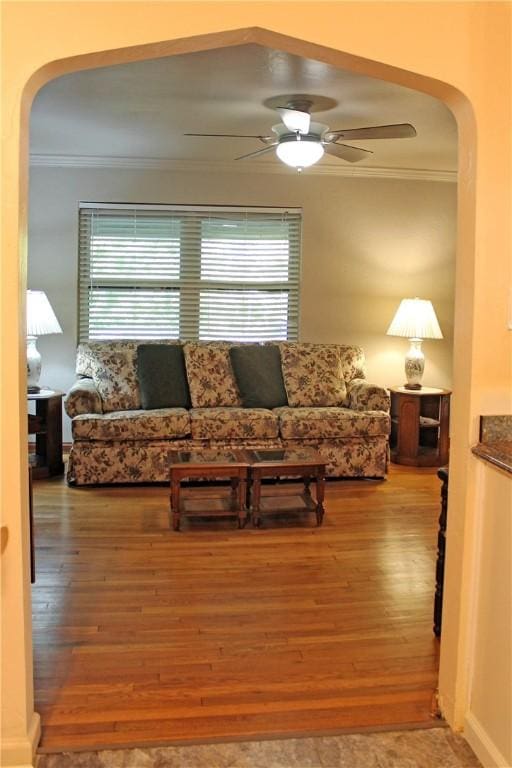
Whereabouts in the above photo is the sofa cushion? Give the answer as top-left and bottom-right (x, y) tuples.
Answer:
(190, 408), (279, 440)
(275, 407), (390, 440)
(137, 344), (191, 409)
(184, 342), (241, 408)
(229, 345), (288, 408)
(82, 341), (140, 412)
(72, 408), (191, 441)
(338, 345), (366, 382)
(279, 343), (347, 407)
(76, 340), (181, 413)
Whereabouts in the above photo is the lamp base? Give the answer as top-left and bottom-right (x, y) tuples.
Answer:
(27, 336), (42, 392)
(404, 338), (425, 390)
(28, 385), (41, 394)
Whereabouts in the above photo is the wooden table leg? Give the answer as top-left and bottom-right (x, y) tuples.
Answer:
(170, 474), (181, 531)
(238, 473), (247, 528)
(230, 476), (244, 529)
(251, 471), (262, 527)
(315, 470), (325, 526)
(230, 477), (238, 511)
(244, 474), (251, 525)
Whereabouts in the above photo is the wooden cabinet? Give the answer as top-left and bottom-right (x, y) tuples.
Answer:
(434, 466), (449, 636)
(28, 389), (64, 478)
(389, 386), (451, 467)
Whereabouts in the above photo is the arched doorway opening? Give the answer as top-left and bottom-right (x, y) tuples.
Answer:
(5, 16), (491, 767)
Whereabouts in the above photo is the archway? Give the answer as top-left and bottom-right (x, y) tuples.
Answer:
(5, 7), (507, 766)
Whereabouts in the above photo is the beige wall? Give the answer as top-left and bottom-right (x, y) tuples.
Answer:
(2, 4), (511, 768)
(28, 165), (456, 441)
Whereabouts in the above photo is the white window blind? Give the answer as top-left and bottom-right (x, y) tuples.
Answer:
(78, 204), (301, 342)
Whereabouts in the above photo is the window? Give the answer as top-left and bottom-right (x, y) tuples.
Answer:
(78, 204), (301, 342)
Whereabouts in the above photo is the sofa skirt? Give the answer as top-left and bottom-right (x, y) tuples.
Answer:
(66, 436), (389, 485)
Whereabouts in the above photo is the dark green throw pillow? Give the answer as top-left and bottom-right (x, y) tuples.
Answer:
(229, 345), (288, 409)
(137, 344), (191, 409)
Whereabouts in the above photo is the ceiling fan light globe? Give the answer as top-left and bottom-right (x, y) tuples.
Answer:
(276, 138), (324, 168)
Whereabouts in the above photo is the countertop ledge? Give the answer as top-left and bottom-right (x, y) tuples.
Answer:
(472, 441), (512, 475)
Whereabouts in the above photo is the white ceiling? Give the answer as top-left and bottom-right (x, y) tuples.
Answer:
(30, 44), (457, 173)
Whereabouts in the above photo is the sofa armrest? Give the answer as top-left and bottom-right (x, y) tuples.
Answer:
(64, 378), (103, 418)
(346, 378), (390, 412)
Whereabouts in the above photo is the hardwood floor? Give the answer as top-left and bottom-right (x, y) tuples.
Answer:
(32, 466), (442, 752)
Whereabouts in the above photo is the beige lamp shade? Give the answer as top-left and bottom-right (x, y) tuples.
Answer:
(386, 298), (443, 340)
(27, 290), (62, 336)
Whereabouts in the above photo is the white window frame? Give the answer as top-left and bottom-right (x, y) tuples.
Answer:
(78, 203), (302, 342)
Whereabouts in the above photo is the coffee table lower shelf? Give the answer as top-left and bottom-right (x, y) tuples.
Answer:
(174, 494), (248, 531)
(252, 490), (324, 528)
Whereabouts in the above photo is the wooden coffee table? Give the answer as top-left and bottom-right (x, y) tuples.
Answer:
(247, 448), (327, 528)
(169, 450), (249, 531)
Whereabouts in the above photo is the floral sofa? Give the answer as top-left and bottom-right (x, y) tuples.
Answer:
(64, 340), (391, 485)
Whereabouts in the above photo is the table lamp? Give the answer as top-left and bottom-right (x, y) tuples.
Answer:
(386, 297), (443, 389)
(26, 290), (62, 393)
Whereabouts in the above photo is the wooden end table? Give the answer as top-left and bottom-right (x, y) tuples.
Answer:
(389, 386), (451, 467)
(28, 388), (65, 478)
(247, 448), (326, 528)
(169, 450), (249, 531)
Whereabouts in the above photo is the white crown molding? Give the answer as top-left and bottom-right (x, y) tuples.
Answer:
(29, 153), (457, 182)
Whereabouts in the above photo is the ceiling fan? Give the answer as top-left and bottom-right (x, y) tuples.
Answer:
(185, 98), (417, 171)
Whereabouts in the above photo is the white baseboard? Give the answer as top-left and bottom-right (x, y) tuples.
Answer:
(0, 712), (41, 768)
(465, 712), (511, 767)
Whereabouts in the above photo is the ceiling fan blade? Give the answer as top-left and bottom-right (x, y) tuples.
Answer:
(327, 123), (417, 140)
(234, 143), (277, 161)
(184, 132), (274, 142)
(276, 107), (311, 134)
(323, 142), (373, 163)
